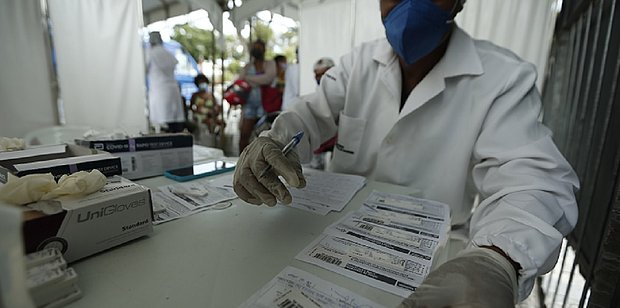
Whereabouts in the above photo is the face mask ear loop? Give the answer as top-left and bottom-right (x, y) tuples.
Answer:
(446, 0), (461, 24)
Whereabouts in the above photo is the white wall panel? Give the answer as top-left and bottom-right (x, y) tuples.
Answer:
(49, 0), (148, 134)
(0, 0), (57, 138)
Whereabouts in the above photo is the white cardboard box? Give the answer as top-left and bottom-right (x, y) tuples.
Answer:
(75, 134), (193, 179)
(0, 144), (122, 184)
(21, 177), (153, 263)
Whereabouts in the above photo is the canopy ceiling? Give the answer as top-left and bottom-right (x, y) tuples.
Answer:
(141, 0), (300, 31)
(142, 0), (226, 29)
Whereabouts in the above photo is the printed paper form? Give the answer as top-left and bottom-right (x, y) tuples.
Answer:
(239, 266), (385, 308)
(287, 169), (366, 215)
(296, 235), (429, 298)
(296, 191), (451, 297)
(152, 177), (237, 224)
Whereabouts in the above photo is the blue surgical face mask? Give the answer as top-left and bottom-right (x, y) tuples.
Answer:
(383, 0), (452, 65)
(198, 82), (208, 91)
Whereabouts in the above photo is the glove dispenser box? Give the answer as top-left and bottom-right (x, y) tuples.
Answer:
(0, 144), (122, 184)
(75, 134), (193, 180)
(21, 176), (153, 263)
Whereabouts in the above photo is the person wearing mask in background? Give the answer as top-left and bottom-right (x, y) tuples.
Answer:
(190, 74), (224, 135)
(233, 0), (579, 306)
(237, 39), (277, 153)
(282, 48), (300, 111)
(146, 32), (185, 133)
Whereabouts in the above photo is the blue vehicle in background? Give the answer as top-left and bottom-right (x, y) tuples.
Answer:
(145, 39), (200, 102)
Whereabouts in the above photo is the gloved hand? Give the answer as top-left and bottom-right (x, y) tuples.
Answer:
(233, 136), (306, 206)
(399, 247), (518, 308)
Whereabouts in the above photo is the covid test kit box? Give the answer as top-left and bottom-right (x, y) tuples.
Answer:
(0, 144), (122, 184)
(75, 134), (193, 180)
(21, 176), (153, 263)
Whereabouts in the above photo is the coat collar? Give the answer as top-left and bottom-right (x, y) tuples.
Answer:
(373, 26), (484, 121)
(372, 26), (484, 78)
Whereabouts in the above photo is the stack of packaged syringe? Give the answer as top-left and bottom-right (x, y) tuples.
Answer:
(25, 248), (82, 308)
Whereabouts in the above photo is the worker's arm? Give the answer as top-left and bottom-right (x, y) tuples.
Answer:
(263, 60), (348, 163)
(233, 54), (351, 205)
(468, 61), (579, 301)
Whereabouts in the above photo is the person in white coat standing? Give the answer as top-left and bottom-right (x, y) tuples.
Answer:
(233, 0), (579, 306)
(147, 32), (185, 133)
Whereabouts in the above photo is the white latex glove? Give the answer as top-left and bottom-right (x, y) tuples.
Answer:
(0, 174), (57, 205)
(42, 169), (106, 200)
(233, 136), (306, 206)
(399, 247), (518, 308)
(0, 170), (107, 205)
(0, 137), (25, 151)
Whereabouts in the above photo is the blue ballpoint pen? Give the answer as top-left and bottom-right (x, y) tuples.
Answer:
(259, 131), (304, 178)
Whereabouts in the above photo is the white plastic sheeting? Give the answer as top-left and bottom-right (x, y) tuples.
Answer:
(48, 0), (148, 135)
(296, 0), (556, 94)
(456, 0), (558, 90)
(0, 0), (57, 138)
(298, 0), (384, 95)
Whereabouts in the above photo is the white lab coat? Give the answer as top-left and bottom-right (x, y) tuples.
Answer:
(266, 27), (579, 301)
(282, 63), (300, 110)
(147, 45), (184, 125)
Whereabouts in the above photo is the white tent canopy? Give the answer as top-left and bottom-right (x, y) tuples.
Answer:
(142, 0), (224, 30)
(0, 0), (557, 139)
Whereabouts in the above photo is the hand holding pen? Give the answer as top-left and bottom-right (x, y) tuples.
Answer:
(233, 131), (307, 206)
(259, 131), (304, 178)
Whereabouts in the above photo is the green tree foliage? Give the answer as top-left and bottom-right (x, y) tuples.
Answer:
(169, 15), (299, 83)
(171, 24), (220, 61)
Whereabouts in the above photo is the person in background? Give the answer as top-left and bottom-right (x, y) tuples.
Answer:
(313, 57), (335, 85)
(308, 57), (336, 170)
(237, 39), (276, 153)
(282, 48), (300, 111)
(233, 0), (580, 306)
(274, 55), (287, 95)
(189, 74), (224, 135)
(146, 32), (185, 133)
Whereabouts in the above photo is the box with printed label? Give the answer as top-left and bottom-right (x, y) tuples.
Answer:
(21, 176), (153, 263)
(75, 134), (193, 179)
(0, 144), (122, 184)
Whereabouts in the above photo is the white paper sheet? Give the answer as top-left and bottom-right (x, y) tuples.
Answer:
(287, 169), (366, 215)
(363, 191), (450, 223)
(239, 266), (385, 308)
(152, 178), (237, 224)
(296, 191), (451, 297)
(325, 212), (440, 261)
(296, 235), (430, 298)
(159, 179), (237, 211)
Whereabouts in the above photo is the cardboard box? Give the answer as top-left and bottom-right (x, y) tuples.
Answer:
(0, 144), (122, 184)
(21, 176), (153, 263)
(75, 134), (193, 179)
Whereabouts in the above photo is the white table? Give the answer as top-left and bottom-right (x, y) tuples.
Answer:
(66, 173), (460, 308)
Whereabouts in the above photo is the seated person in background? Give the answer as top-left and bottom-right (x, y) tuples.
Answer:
(189, 74), (225, 134)
(233, 0), (579, 306)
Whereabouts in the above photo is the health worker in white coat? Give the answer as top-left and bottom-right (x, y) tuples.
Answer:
(147, 32), (185, 133)
(233, 0), (579, 306)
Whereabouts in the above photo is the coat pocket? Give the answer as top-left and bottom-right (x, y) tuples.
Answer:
(331, 112), (366, 171)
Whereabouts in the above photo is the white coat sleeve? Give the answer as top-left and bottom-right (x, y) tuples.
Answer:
(263, 56), (352, 163)
(469, 62), (579, 301)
